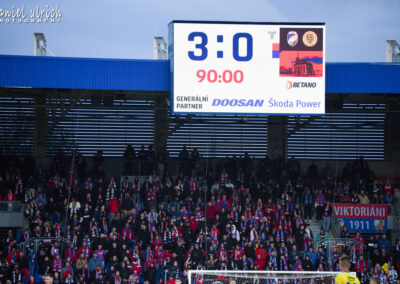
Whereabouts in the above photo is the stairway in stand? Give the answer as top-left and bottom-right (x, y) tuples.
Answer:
(307, 219), (323, 243)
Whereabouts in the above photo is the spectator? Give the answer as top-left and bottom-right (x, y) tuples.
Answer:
(358, 190), (370, 204)
(89, 252), (104, 273)
(156, 147), (168, 178)
(383, 179), (393, 196)
(178, 146), (190, 161)
(61, 261), (74, 281)
(4, 188), (16, 201)
(94, 150), (104, 172)
(138, 145), (147, 161)
(322, 201), (332, 232)
(144, 261), (157, 284)
(388, 265), (398, 283)
(76, 253), (88, 271)
(307, 161), (319, 185)
(76, 154), (87, 182)
(303, 188), (313, 221)
(123, 144), (136, 175)
(108, 196), (120, 221)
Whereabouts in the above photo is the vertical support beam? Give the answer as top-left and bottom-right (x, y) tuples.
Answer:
(385, 105), (400, 161)
(153, 96), (169, 151)
(33, 95), (47, 158)
(34, 33), (47, 56)
(267, 116), (288, 160)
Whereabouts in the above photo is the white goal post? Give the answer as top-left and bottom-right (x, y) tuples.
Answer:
(188, 270), (346, 284)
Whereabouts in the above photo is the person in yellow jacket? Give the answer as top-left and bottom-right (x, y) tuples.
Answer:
(335, 255), (361, 284)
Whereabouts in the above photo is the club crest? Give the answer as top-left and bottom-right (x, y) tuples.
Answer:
(287, 31), (298, 47)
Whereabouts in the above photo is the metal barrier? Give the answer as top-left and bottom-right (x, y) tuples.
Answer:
(19, 237), (71, 256)
(0, 201), (22, 213)
(330, 213), (341, 239)
(316, 237), (365, 265)
(122, 158), (208, 177)
(0, 201), (24, 227)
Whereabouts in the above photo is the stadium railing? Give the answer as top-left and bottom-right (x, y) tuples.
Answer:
(316, 237), (365, 266)
(0, 201), (22, 213)
(19, 236), (71, 255)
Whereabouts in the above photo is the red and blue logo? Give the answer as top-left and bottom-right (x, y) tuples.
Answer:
(287, 31), (298, 47)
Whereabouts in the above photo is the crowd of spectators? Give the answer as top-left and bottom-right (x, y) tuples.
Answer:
(0, 149), (399, 284)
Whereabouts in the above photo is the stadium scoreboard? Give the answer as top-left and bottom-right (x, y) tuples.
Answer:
(169, 21), (325, 115)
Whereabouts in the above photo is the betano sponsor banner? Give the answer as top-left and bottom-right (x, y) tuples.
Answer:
(169, 21), (325, 115)
(332, 203), (388, 233)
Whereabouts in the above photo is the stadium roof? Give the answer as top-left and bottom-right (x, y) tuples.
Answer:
(1, 54), (399, 94)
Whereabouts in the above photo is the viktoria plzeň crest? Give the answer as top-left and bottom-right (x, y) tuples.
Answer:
(287, 31), (298, 47)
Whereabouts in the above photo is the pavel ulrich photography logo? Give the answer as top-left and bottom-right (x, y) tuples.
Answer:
(286, 81), (317, 89)
(0, 5), (62, 23)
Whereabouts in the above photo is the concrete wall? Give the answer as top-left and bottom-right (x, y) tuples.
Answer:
(0, 212), (24, 227)
(296, 160), (400, 178)
(33, 157), (399, 180)
(35, 157), (123, 178)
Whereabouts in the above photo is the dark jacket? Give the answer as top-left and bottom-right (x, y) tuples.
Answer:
(144, 265), (157, 284)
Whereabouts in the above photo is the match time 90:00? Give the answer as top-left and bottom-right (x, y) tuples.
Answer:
(188, 31), (253, 84)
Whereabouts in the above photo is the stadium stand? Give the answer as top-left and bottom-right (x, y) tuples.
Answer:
(0, 149), (399, 284)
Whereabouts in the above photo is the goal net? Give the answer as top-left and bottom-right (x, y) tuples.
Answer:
(188, 270), (343, 284)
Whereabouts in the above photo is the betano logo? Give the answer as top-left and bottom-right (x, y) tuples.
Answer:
(286, 81), (316, 89)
